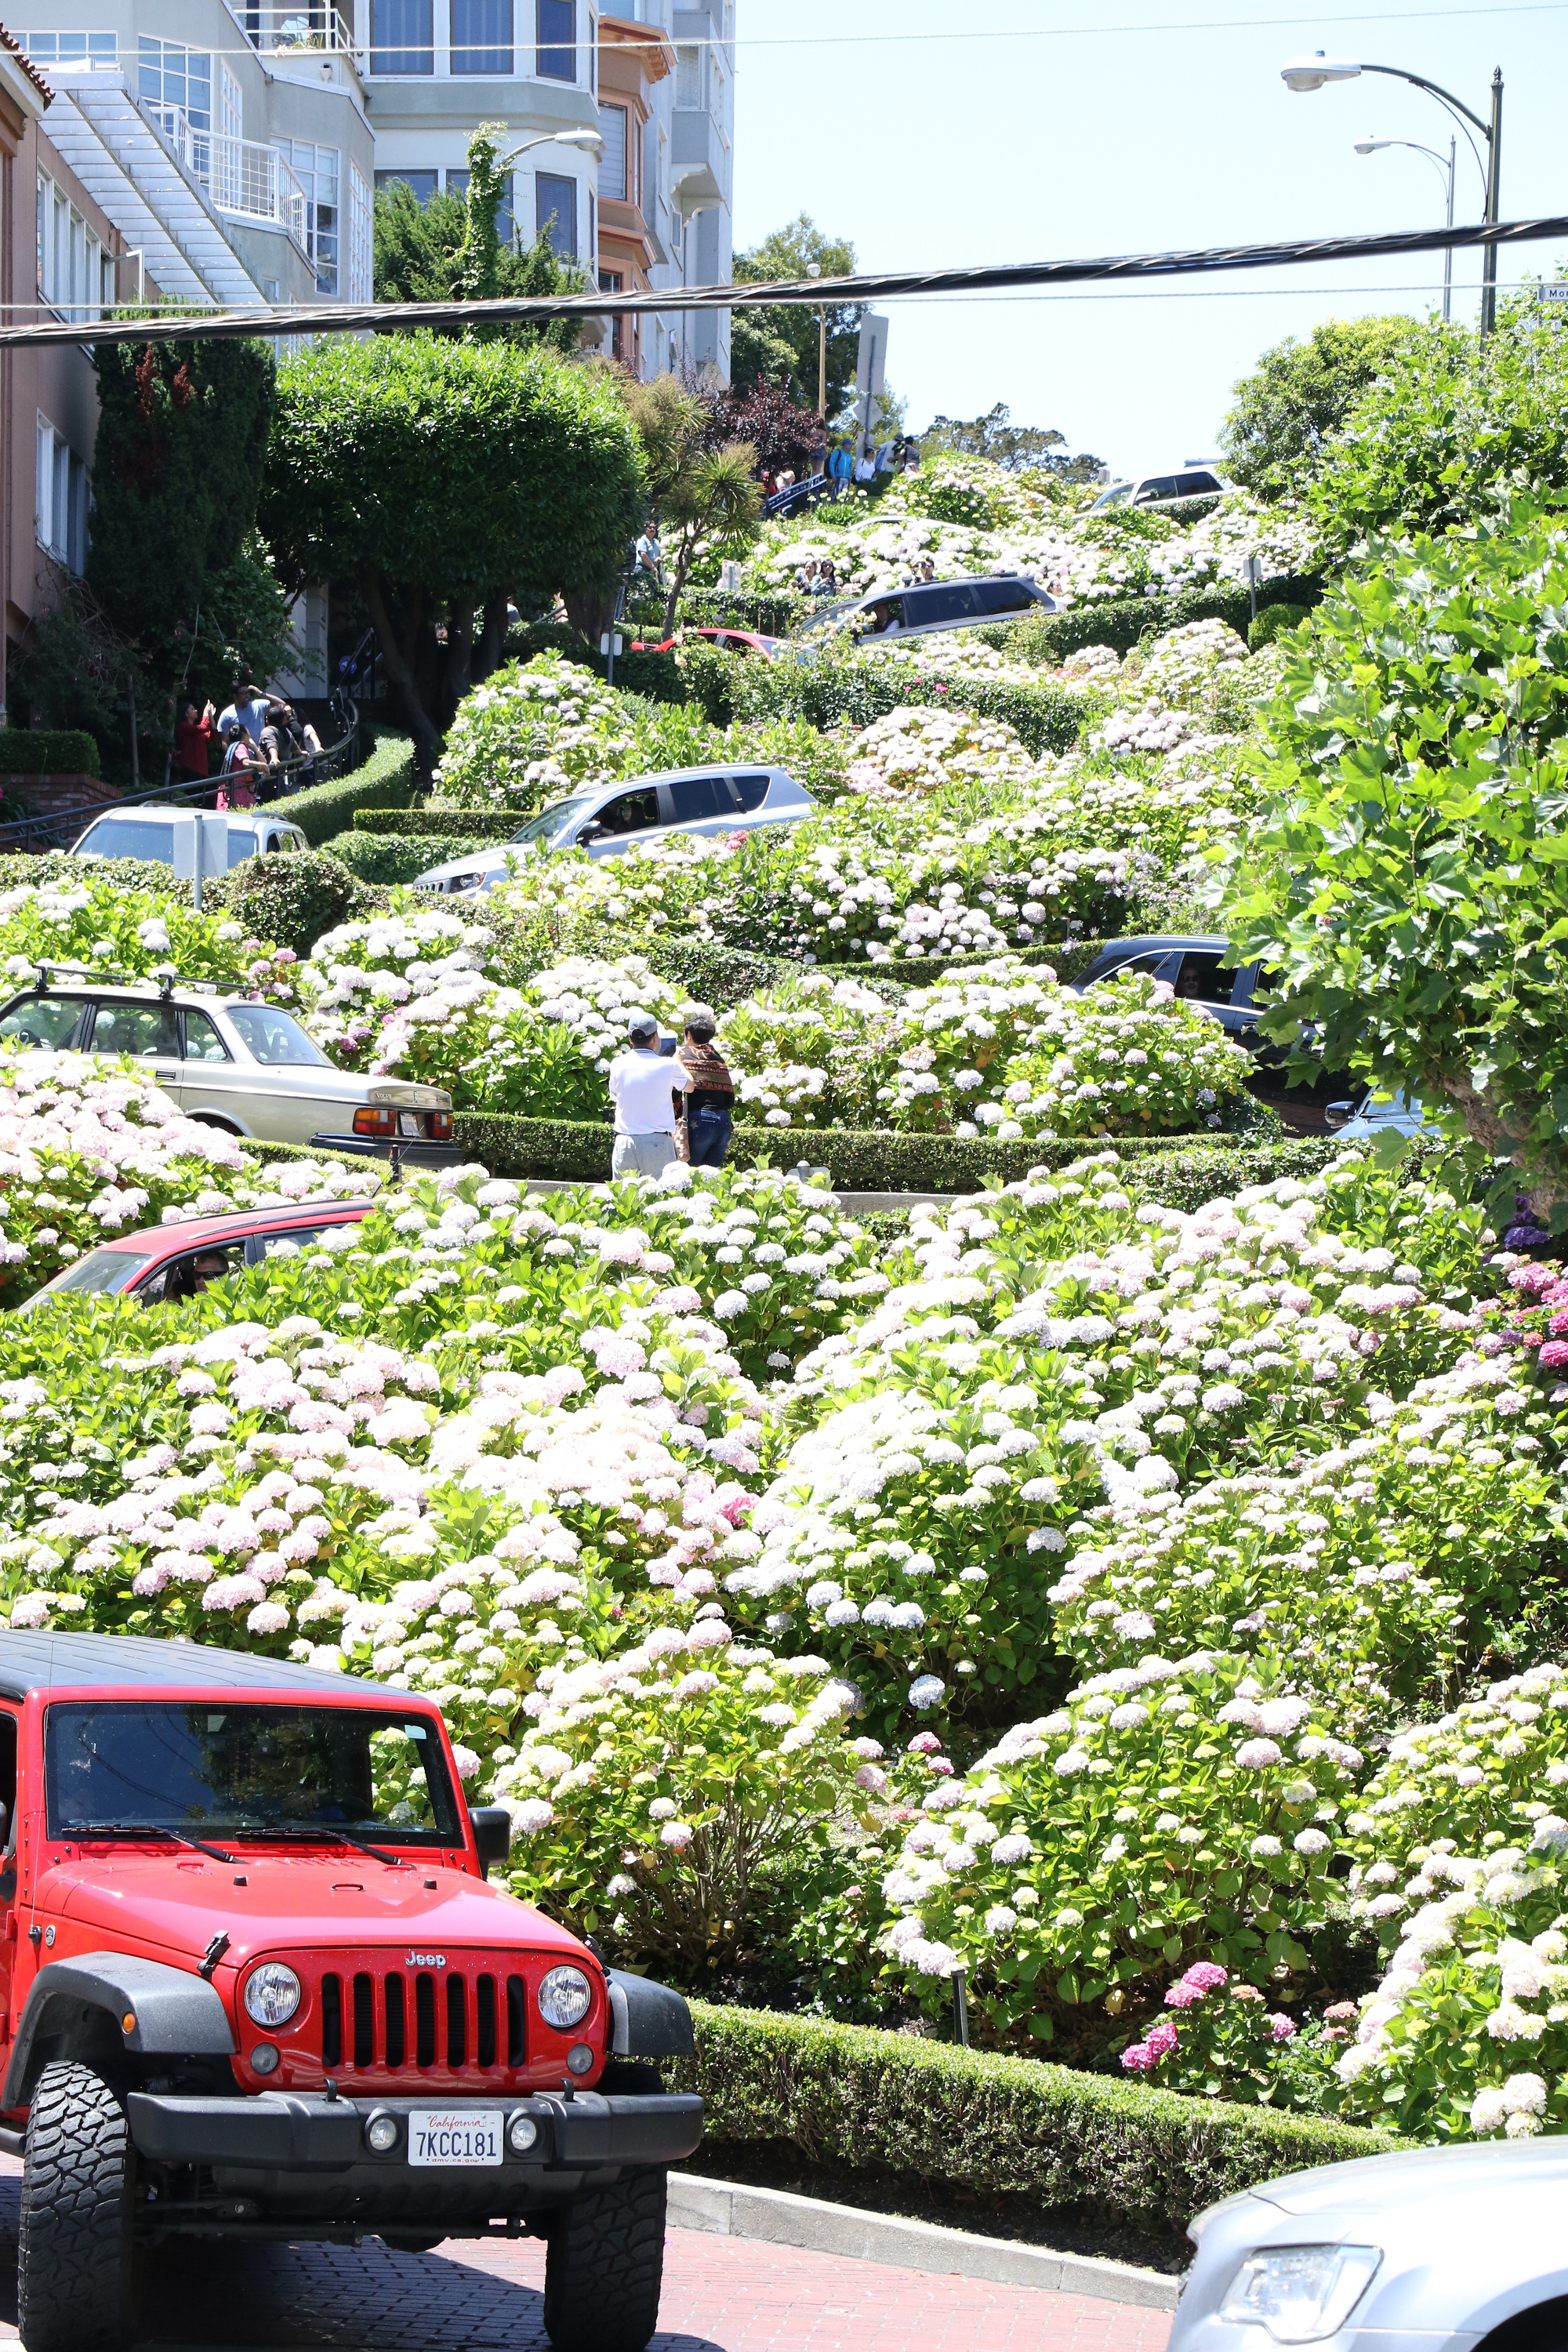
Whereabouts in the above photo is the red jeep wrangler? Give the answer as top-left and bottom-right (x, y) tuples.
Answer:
(0, 1635), (702, 2352)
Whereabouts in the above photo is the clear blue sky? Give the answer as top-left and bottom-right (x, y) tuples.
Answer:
(731, 0), (1568, 479)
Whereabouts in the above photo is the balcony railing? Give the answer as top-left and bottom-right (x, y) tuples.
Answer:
(231, 4), (354, 55)
(147, 106), (310, 257)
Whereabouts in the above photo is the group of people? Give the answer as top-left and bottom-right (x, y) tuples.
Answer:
(608, 1005), (735, 1178)
(794, 557), (841, 599)
(176, 683), (323, 810)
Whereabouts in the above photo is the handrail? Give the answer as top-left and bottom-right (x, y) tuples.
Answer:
(0, 692), (360, 858)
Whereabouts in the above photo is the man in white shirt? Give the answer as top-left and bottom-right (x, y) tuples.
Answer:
(608, 1011), (691, 1179)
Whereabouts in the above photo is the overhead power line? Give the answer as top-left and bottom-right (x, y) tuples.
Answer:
(1, 212), (1563, 351)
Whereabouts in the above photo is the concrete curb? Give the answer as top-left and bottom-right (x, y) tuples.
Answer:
(666, 2172), (1182, 2310)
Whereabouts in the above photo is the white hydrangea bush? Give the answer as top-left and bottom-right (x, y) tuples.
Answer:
(430, 652), (638, 813)
(875, 1655), (1359, 2047)
(844, 707), (1038, 800)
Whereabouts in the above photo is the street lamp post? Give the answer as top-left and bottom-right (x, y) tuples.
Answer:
(1355, 132), (1456, 321)
(1282, 51), (1503, 334)
(502, 127), (603, 257)
(806, 260), (826, 416)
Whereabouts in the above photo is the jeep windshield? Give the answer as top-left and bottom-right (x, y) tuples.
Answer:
(45, 1702), (463, 1846)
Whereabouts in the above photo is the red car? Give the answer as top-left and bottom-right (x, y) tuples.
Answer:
(17, 1196), (380, 1312)
(0, 1634), (699, 2352)
(632, 626), (785, 659)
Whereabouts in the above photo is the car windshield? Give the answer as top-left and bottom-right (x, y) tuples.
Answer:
(510, 796), (593, 847)
(74, 820), (260, 866)
(45, 1701), (463, 1845)
(17, 1247), (153, 1308)
(226, 1004), (330, 1065)
(1090, 483), (1132, 511)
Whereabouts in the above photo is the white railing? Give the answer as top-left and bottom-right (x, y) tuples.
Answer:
(230, 4), (354, 56)
(147, 107), (310, 258)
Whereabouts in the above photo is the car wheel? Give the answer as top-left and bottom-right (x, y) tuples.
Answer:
(187, 1114), (243, 1135)
(18, 2059), (140, 2352)
(543, 2165), (667, 2352)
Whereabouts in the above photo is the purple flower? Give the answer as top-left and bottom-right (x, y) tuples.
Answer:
(1267, 2012), (1298, 2042)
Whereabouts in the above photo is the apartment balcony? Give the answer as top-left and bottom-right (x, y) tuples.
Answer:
(673, 5), (726, 42)
(231, 4), (354, 56)
(671, 106), (726, 213)
(148, 105), (311, 261)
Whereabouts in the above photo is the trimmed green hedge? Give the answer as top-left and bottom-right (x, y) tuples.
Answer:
(452, 1111), (1338, 1198)
(812, 940), (1108, 990)
(0, 728), (100, 777)
(216, 848), (374, 958)
(355, 806), (509, 840)
(327, 830), (492, 886)
(677, 639), (1087, 757)
(1000, 575), (1324, 667)
(676, 2004), (1396, 2241)
(639, 938), (791, 1009)
(0, 851), (191, 897)
(267, 732), (417, 847)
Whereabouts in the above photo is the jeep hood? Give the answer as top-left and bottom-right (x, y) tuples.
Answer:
(40, 1851), (583, 1965)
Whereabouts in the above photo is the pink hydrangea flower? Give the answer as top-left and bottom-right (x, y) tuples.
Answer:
(1183, 1961), (1229, 1994)
(1267, 2013), (1298, 2042)
(1164, 1980), (1205, 2009)
(1120, 2042), (1156, 2073)
(907, 1732), (943, 1755)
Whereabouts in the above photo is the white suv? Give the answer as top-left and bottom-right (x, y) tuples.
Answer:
(0, 977), (456, 1160)
(70, 808), (310, 864)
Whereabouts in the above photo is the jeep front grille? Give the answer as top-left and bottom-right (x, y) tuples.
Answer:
(316, 1965), (527, 2074)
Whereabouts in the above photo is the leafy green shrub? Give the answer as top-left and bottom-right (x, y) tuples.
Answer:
(0, 873), (287, 993)
(1224, 506), (1568, 1220)
(0, 728), (100, 776)
(1248, 603), (1311, 651)
(268, 731), (418, 844)
(676, 2002), (1396, 2241)
(326, 830), (492, 886)
(219, 848), (373, 960)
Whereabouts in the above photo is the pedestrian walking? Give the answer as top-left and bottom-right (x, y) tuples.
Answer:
(674, 1004), (734, 1168)
(608, 1011), (691, 1179)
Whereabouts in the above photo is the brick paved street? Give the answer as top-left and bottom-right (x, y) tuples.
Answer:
(0, 2159), (1173, 2351)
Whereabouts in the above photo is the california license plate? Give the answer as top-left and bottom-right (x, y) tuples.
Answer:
(408, 2110), (503, 2167)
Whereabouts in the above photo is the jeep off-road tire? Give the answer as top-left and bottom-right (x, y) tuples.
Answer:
(17, 2060), (139, 2352)
(543, 2165), (667, 2352)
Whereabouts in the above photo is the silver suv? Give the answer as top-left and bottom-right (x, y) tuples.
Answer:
(71, 807), (310, 864)
(415, 763), (815, 896)
(804, 573), (1056, 647)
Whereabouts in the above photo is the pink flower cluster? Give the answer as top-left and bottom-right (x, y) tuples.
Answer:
(1497, 1261), (1568, 1373)
(1164, 1960), (1229, 2009)
(1120, 2017), (1180, 2072)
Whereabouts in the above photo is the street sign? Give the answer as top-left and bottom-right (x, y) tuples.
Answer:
(1537, 284), (1568, 320)
(172, 812), (227, 911)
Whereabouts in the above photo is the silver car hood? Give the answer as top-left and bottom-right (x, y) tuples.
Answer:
(416, 846), (518, 884)
(1248, 2139), (1568, 2220)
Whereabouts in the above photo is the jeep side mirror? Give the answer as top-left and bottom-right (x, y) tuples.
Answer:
(469, 1806), (512, 1877)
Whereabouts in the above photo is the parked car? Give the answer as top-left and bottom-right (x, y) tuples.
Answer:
(1088, 466), (1227, 514)
(801, 572), (1057, 647)
(0, 1632), (701, 2352)
(16, 1195), (381, 1312)
(632, 626), (788, 660)
(70, 807), (310, 864)
(1171, 2139), (1568, 2352)
(0, 977), (457, 1159)
(1327, 1088), (1433, 1139)
(415, 763), (815, 896)
(1072, 935), (1348, 1133)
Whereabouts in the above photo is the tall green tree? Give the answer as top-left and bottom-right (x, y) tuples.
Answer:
(922, 402), (1103, 481)
(624, 375), (760, 637)
(1218, 315), (1419, 501)
(85, 335), (274, 771)
(260, 336), (644, 774)
(731, 216), (859, 416)
(373, 125), (587, 356)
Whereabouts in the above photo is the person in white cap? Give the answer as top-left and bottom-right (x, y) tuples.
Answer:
(608, 1011), (691, 1179)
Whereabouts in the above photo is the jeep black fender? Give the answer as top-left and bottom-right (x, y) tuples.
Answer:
(3, 1951), (236, 2109)
(605, 1969), (695, 2060)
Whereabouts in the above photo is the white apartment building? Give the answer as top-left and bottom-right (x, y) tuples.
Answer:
(354, 0), (731, 382)
(19, 2), (733, 376)
(16, 7), (374, 305)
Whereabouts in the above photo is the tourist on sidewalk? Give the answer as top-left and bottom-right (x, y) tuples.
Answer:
(608, 1011), (691, 1179)
(675, 1004), (734, 1168)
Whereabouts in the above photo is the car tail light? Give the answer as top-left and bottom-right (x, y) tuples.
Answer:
(431, 1112), (452, 1141)
(354, 1107), (397, 1138)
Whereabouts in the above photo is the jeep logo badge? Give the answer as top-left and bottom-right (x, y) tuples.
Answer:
(405, 1951), (447, 1968)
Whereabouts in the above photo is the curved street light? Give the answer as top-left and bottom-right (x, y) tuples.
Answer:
(1282, 50), (1503, 332)
(1355, 133), (1457, 321)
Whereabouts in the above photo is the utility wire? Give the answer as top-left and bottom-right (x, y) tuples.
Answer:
(1, 212), (1564, 350)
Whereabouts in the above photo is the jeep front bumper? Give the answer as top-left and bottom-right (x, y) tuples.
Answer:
(125, 2089), (702, 2234)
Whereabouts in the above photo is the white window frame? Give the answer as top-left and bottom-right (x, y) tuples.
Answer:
(348, 160), (373, 302)
(35, 414), (85, 573)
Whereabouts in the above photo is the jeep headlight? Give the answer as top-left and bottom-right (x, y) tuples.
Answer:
(537, 1966), (593, 2031)
(244, 1962), (303, 2030)
(1219, 2246), (1382, 2343)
